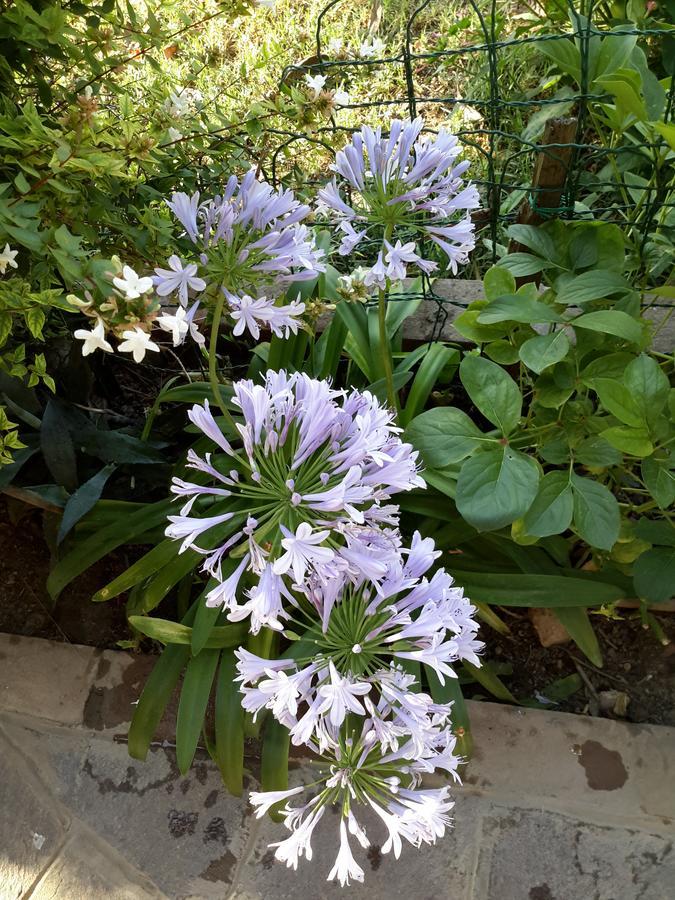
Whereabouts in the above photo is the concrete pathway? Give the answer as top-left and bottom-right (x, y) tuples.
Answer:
(1, 633), (674, 899)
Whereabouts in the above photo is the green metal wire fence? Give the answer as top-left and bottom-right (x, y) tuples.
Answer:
(266, 0), (674, 338)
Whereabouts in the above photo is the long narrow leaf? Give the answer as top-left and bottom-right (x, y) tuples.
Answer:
(554, 607), (603, 667)
(92, 539), (178, 602)
(451, 572), (624, 607)
(214, 651), (245, 796)
(176, 648), (220, 774)
(426, 667), (473, 759)
(57, 464), (117, 544)
(463, 660), (516, 702)
(261, 716), (290, 821)
(400, 345), (456, 427)
(47, 499), (172, 600)
(128, 615), (247, 647)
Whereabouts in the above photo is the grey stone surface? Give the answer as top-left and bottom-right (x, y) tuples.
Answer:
(1, 635), (674, 899)
(479, 805), (675, 900)
(0, 724), (68, 899)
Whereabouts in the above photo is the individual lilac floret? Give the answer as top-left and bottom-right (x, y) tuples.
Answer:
(317, 117), (479, 285)
(236, 532), (483, 747)
(164, 371), (425, 632)
(249, 714), (459, 885)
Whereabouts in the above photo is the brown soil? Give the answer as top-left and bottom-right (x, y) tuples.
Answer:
(0, 497), (131, 649)
(1, 496), (674, 726)
(477, 612), (675, 727)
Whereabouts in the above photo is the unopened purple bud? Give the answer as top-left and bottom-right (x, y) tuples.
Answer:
(251, 470), (261, 482)
(285, 478), (295, 490)
(319, 472), (330, 485)
(291, 492), (301, 506)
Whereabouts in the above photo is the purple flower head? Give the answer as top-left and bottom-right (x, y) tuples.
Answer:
(248, 712), (460, 884)
(316, 117), (479, 284)
(164, 371), (425, 631)
(236, 531), (482, 746)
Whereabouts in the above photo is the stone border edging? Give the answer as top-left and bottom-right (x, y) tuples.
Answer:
(1, 632), (674, 834)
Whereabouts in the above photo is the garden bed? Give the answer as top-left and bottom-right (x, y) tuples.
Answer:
(2, 495), (673, 727)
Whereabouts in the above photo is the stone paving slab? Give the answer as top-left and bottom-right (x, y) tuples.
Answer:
(1, 633), (674, 899)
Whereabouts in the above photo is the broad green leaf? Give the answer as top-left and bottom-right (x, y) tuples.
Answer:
(572, 310), (643, 344)
(518, 331), (570, 374)
(57, 464), (116, 544)
(215, 651), (245, 795)
(523, 470), (573, 537)
(538, 36), (581, 80)
(478, 294), (562, 325)
(601, 425), (653, 457)
(574, 437), (622, 468)
(456, 447), (540, 531)
(459, 355), (522, 436)
(176, 648), (220, 774)
(485, 340), (520, 365)
(595, 70), (648, 120)
(624, 355), (669, 428)
(581, 352), (635, 385)
(592, 378), (644, 427)
(450, 571), (623, 607)
(594, 27), (637, 81)
(506, 224), (556, 260)
(463, 660), (516, 703)
(483, 265), (516, 301)
(261, 717), (290, 821)
(555, 270), (630, 305)
(47, 499), (172, 600)
(570, 474), (620, 550)
(554, 607), (602, 667)
(633, 547), (675, 604)
(641, 455), (675, 509)
(453, 305), (509, 343)
(497, 252), (551, 277)
(405, 407), (488, 468)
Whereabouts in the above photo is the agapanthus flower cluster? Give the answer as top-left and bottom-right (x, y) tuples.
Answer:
(165, 368), (481, 885)
(317, 117), (480, 287)
(165, 370), (424, 634)
(162, 169), (325, 335)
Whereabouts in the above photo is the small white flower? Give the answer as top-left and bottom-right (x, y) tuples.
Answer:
(272, 522), (334, 585)
(327, 820), (365, 887)
(332, 87), (350, 107)
(73, 319), (113, 356)
(117, 326), (160, 363)
(167, 127), (183, 142)
(304, 73), (327, 98)
(359, 37), (385, 58)
(326, 37), (343, 55)
(0, 243), (18, 274)
(113, 265), (154, 299)
(156, 306), (189, 346)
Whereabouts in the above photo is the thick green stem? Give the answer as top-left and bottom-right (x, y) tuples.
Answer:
(208, 290), (238, 433)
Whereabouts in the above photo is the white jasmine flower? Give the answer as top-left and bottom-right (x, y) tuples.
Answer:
(113, 265), (154, 299)
(304, 73), (327, 98)
(156, 303), (205, 348)
(73, 319), (113, 356)
(332, 87), (350, 106)
(326, 37), (343, 55)
(0, 243), (18, 274)
(359, 37), (385, 58)
(117, 326), (160, 363)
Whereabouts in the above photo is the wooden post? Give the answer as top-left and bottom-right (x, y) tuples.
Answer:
(509, 115), (578, 282)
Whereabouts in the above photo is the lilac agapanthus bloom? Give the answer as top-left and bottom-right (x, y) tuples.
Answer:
(161, 169), (325, 337)
(235, 532), (483, 745)
(164, 370), (424, 633)
(249, 713), (459, 885)
(317, 117), (480, 286)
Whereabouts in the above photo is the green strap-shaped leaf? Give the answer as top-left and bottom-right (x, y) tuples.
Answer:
(128, 603), (197, 761)
(261, 716), (290, 822)
(400, 345), (457, 427)
(191, 581), (222, 655)
(93, 539), (178, 602)
(449, 572), (623, 607)
(57, 464), (117, 544)
(215, 651), (245, 796)
(554, 607), (603, 668)
(426, 666), (473, 759)
(128, 615), (247, 648)
(176, 648), (220, 774)
(463, 660), (516, 703)
(47, 499), (172, 600)
(137, 547), (203, 613)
